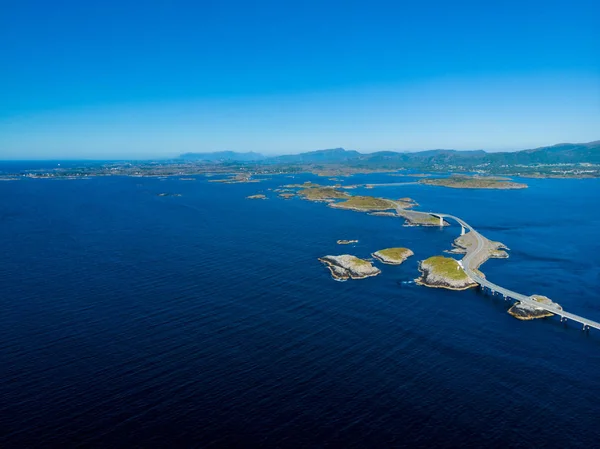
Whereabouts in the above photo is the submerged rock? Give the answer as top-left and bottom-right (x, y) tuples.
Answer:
(319, 255), (381, 280)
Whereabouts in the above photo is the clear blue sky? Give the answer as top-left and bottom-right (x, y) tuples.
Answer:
(1, 0), (599, 159)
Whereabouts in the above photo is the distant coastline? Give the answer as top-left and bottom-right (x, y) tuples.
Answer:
(1, 139), (598, 180)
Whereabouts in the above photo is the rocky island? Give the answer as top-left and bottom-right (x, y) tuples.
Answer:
(415, 256), (477, 290)
(508, 295), (563, 320)
(283, 181), (322, 189)
(319, 255), (381, 280)
(419, 175), (527, 189)
(298, 186), (349, 202)
(246, 194), (267, 200)
(329, 195), (395, 212)
(337, 240), (359, 245)
(372, 247), (414, 265)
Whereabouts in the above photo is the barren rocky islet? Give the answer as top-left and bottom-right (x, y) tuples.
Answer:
(508, 295), (563, 320)
(319, 255), (381, 280)
(337, 239), (359, 245)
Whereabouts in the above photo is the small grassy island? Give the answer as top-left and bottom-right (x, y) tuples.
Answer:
(246, 194), (267, 200)
(319, 255), (381, 280)
(419, 176), (527, 189)
(284, 181), (323, 189)
(372, 247), (414, 265)
(329, 195), (395, 211)
(298, 187), (349, 202)
(415, 256), (477, 290)
(508, 295), (563, 320)
(337, 240), (358, 245)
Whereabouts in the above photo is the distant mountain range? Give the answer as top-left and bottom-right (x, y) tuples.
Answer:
(179, 141), (600, 167)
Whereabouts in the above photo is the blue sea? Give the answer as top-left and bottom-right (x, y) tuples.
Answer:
(1, 167), (599, 447)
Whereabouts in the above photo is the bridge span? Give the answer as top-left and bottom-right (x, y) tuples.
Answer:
(400, 207), (600, 332)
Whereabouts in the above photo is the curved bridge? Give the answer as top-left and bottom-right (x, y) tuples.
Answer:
(400, 207), (600, 331)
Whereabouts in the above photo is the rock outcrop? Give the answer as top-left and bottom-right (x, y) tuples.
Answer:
(508, 295), (562, 320)
(319, 255), (381, 280)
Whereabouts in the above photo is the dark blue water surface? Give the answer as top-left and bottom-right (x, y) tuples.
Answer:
(1, 171), (599, 448)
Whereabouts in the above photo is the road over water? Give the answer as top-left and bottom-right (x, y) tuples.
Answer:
(396, 205), (600, 332)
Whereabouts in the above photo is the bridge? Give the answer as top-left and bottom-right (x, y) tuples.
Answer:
(399, 206), (600, 332)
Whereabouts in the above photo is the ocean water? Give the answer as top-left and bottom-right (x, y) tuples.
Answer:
(1, 171), (599, 448)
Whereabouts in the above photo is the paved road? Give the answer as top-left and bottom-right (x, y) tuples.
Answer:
(395, 205), (600, 331)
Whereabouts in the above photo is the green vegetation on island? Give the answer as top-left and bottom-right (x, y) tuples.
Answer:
(298, 187), (349, 202)
(372, 247), (414, 265)
(329, 195), (395, 211)
(284, 181), (322, 189)
(415, 256), (477, 290)
(419, 175), (527, 189)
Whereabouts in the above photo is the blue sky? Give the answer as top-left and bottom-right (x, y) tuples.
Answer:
(1, 0), (598, 159)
